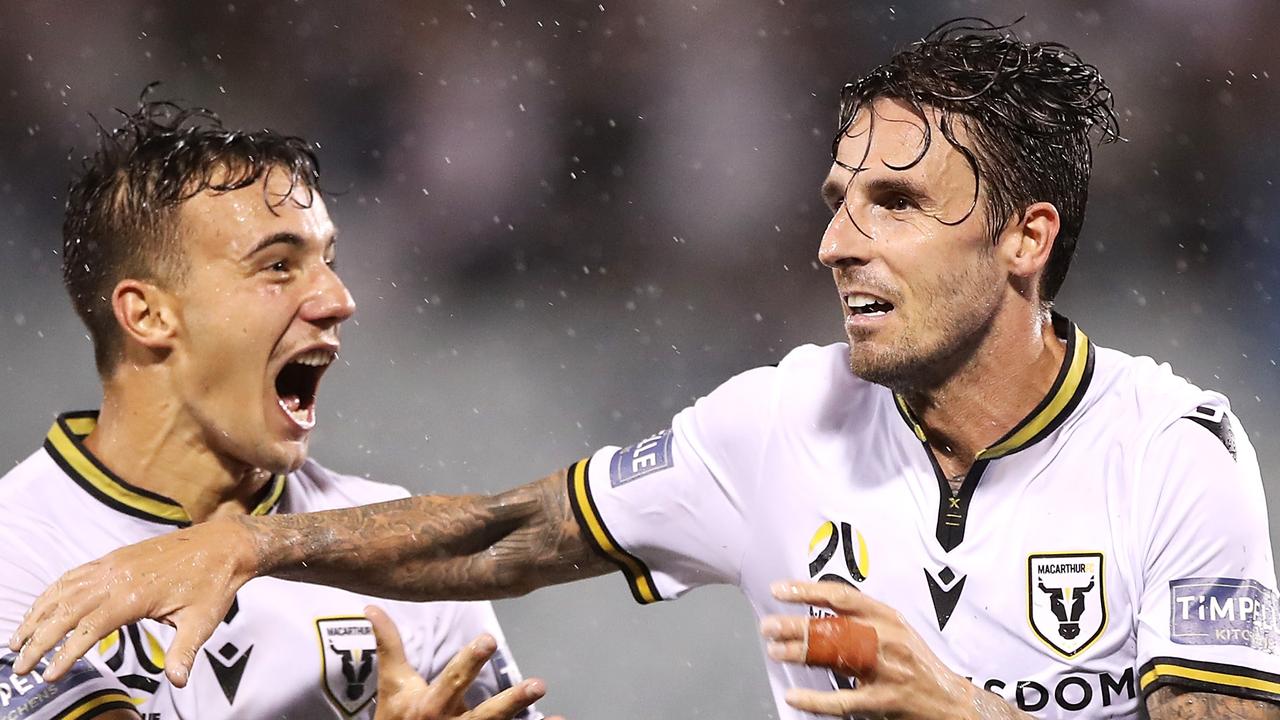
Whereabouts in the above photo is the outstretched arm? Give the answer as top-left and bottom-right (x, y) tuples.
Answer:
(10, 468), (614, 685)
(258, 470), (611, 599)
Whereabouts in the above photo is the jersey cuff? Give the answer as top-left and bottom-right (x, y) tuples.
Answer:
(1139, 656), (1280, 704)
(565, 456), (663, 604)
(51, 689), (135, 719)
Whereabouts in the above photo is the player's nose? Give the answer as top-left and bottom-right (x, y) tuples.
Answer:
(818, 206), (873, 269)
(302, 263), (357, 326)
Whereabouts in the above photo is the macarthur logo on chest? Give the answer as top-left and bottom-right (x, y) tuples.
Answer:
(316, 618), (379, 717)
(1028, 552), (1107, 658)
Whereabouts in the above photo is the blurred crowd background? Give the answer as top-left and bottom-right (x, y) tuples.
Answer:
(2, 1), (1278, 717)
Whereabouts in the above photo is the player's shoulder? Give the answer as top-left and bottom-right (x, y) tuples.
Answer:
(0, 448), (82, 527)
(1086, 343), (1243, 462)
(282, 458), (412, 513)
(773, 341), (852, 375)
(749, 341), (876, 400)
(773, 341), (884, 412)
(696, 342), (880, 428)
(0, 448), (98, 587)
(1089, 344), (1228, 429)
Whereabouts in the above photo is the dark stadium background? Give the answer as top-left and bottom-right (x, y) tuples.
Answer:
(1, 1), (1277, 717)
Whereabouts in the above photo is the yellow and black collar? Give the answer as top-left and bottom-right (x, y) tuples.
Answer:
(894, 314), (1095, 461)
(43, 411), (287, 527)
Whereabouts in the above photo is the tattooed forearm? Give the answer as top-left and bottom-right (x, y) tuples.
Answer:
(235, 470), (615, 601)
(1146, 686), (1280, 719)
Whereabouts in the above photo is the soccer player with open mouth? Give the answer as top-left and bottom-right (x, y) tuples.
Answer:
(12, 20), (1280, 720)
(0, 99), (548, 720)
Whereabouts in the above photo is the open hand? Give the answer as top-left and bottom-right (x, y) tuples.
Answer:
(8, 517), (255, 685)
(367, 606), (560, 720)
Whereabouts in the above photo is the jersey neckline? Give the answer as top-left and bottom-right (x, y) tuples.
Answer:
(43, 410), (287, 527)
(891, 313), (1096, 462)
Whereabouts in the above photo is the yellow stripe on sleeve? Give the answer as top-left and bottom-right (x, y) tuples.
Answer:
(569, 459), (660, 604)
(1140, 662), (1280, 698)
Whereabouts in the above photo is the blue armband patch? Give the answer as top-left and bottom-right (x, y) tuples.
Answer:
(609, 429), (674, 487)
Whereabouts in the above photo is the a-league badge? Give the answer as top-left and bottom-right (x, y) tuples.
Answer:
(1028, 552), (1107, 657)
(316, 617), (379, 716)
(807, 520), (870, 586)
(806, 520), (870, 693)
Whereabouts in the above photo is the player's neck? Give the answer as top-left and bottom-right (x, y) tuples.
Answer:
(84, 371), (272, 524)
(900, 308), (1066, 479)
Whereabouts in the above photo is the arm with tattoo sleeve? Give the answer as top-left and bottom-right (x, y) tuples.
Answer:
(1146, 686), (1280, 719)
(254, 470), (613, 599)
(10, 469), (614, 683)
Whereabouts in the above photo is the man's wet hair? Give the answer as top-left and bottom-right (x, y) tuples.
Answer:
(835, 18), (1119, 302)
(62, 87), (322, 374)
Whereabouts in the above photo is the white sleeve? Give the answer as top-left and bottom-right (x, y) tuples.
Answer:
(0, 528), (135, 719)
(568, 365), (776, 603)
(417, 602), (541, 720)
(1132, 406), (1280, 705)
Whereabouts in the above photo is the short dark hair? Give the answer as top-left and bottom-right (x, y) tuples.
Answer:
(63, 90), (322, 374)
(835, 18), (1119, 301)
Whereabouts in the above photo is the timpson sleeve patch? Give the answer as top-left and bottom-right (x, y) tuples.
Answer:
(0, 649), (131, 719)
(1168, 577), (1279, 653)
(1181, 406), (1237, 460)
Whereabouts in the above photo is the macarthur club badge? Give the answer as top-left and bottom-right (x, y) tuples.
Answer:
(1028, 552), (1107, 657)
(316, 617), (379, 716)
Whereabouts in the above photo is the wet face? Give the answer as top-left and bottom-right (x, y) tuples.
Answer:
(820, 98), (1008, 389)
(167, 171), (355, 473)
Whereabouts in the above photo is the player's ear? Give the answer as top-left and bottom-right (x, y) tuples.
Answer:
(112, 278), (180, 352)
(999, 201), (1059, 290)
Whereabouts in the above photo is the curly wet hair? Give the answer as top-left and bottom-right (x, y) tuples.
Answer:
(62, 86), (322, 374)
(835, 18), (1120, 301)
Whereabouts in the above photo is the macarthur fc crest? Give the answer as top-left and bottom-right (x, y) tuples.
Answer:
(317, 617), (379, 716)
(1028, 552), (1107, 657)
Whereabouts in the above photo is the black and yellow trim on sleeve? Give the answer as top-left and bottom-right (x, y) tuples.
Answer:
(893, 314), (1095, 461)
(565, 457), (662, 604)
(51, 689), (136, 720)
(44, 411), (287, 527)
(1139, 656), (1280, 704)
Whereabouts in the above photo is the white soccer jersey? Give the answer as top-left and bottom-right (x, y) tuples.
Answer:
(567, 316), (1280, 719)
(0, 412), (539, 720)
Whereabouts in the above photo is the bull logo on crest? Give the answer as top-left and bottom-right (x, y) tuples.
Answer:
(1028, 552), (1107, 657)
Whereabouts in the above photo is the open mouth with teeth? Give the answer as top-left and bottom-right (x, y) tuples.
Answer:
(846, 292), (895, 317)
(274, 348), (336, 431)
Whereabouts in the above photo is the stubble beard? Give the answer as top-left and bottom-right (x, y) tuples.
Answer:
(846, 262), (1003, 393)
